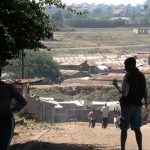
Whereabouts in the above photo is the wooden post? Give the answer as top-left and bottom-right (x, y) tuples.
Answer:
(22, 50), (25, 95)
(0, 67), (2, 81)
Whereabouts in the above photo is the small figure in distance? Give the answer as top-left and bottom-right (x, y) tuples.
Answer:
(88, 110), (92, 127)
(113, 102), (121, 128)
(112, 57), (148, 150)
(88, 109), (96, 128)
(101, 103), (109, 129)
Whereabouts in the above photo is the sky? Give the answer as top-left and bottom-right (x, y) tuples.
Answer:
(61, 0), (146, 6)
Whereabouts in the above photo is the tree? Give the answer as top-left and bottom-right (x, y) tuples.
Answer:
(144, 4), (148, 14)
(0, 0), (66, 77)
(144, 4), (149, 23)
(24, 50), (61, 83)
(92, 7), (101, 18)
(4, 50), (61, 83)
(63, 10), (73, 19)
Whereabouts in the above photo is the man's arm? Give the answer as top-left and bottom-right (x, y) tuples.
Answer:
(10, 85), (27, 112)
(144, 85), (148, 108)
(112, 79), (123, 95)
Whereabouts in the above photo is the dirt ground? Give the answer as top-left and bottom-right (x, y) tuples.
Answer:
(11, 122), (150, 150)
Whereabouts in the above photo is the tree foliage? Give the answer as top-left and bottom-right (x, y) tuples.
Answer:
(67, 18), (126, 28)
(4, 50), (61, 82)
(62, 3), (150, 28)
(0, 0), (65, 70)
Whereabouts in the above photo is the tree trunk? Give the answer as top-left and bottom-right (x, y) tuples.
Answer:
(22, 51), (25, 79)
(0, 67), (2, 81)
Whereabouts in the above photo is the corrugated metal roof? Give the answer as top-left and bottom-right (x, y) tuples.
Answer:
(60, 61), (84, 66)
(4, 78), (45, 84)
(55, 54), (136, 67)
(91, 73), (124, 81)
(39, 97), (63, 108)
(61, 70), (81, 76)
(58, 100), (84, 107)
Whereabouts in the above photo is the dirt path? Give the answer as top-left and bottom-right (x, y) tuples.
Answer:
(11, 122), (150, 150)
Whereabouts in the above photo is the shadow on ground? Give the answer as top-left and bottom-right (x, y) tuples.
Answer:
(11, 141), (100, 150)
(11, 141), (121, 150)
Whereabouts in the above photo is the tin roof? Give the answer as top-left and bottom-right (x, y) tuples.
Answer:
(39, 97), (63, 108)
(4, 78), (45, 84)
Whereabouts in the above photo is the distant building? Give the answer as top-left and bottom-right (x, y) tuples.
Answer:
(26, 95), (62, 123)
(110, 17), (131, 21)
(79, 61), (109, 74)
(45, 6), (63, 27)
(60, 61), (84, 70)
(61, 70), (90, 79)
(133, 28), (150, 35)
(111, 9), (122, 16)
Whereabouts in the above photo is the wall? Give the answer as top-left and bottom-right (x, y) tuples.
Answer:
(25, 94), (55, 123)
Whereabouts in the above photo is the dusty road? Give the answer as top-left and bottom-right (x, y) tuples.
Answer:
(11, 122), (150, 150)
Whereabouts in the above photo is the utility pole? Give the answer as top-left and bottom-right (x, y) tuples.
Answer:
(22, 50), (25, 79)
(21, 50), (25, 95)
(0, 67), (1, 81)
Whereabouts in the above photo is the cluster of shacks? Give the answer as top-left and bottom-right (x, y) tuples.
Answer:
(54, 53), (150, 87)
(5, 53), (150, 123)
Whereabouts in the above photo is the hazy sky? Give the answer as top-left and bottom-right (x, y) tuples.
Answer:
(61, 0), (146, 6)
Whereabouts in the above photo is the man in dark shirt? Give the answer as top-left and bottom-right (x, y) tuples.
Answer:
(0, 80), (27, 150)
(112, 57), (148, 150)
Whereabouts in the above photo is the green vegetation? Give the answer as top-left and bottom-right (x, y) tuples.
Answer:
(32, 88), (72, 101)
(32, 86), (120, 102)
(67, 19), (126, 28)
(14, 113), (53, 127)
(61, 3), (150, 28)
(4, 50), (61, 82)
(0, 0), (66, 76)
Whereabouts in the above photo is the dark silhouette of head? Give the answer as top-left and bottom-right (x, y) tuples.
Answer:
(124, 57), (136, 72)
(0, 67), (1, 81)
(92, 109), (95, 112)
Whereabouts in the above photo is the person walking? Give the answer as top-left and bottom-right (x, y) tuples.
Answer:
(101, 103), (109, 128)
(112, 57), (148, 150)
(113, 102), (121, 128)
(88, 109), (96, 128)
(0, 80), (27, 150)
(88, 110), (92, 127)
(114, 102), (121, 117)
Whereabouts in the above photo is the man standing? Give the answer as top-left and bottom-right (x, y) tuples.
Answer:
(114, 102), (121, 128)
(0, 80), (27, 150)
(88, 110), (92, 127)
(101, 103), (109, 128)
(88, 109), (96, 128)
(114, 102), (121, 117)
(112, 57), (148, 150)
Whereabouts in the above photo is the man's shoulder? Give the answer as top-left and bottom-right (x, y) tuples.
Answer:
(138, 71), (145, 77)
(0, 81), (6, 85)
(0, 81), (12, 87)
(102, 106), (109, 110)
(106, 107), (109, 110)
